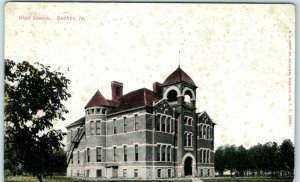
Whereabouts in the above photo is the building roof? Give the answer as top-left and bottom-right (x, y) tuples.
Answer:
(85, 90), (111, 108)
(66, 117), (85, 129)
(163, 66), (195, 86)
(117, 88), (162, 111)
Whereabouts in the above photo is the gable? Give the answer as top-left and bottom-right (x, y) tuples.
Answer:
(197, 111), (214, 125)
(154, 99), (173, 116)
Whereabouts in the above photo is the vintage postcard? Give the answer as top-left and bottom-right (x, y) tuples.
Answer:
(4, 2), (295, 182)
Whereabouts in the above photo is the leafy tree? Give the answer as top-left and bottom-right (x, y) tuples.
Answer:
(224, 145), (237, 176)
(215, 140), (294, 177)
(46, 148), (67, 176)
(248, 144), (265, 175)
(4, 59), (71, 181)
(262, 142), (278, 175)
(214, 146), (225, 176)
(236, 145), (248, 176)
(279, 139), (294, 175)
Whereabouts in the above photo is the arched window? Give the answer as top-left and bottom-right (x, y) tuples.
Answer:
(184, 94), (191, 103)
(203, 125), (206, 139)
(189, 133), (193, 146)
(184, 90), (193, 103)
(207, 150), (210, 163)
(167, 90), (178, 102)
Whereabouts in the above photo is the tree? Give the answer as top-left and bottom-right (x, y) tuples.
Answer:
(279, 139), (294, 175)
(4, 59), (71, 181)
(214, 146), (225, 176)
(262, 142), (278, 175)
(224, 145), (237, 176)
(236, 145), (248, 176)
(46, 148), (67, 176)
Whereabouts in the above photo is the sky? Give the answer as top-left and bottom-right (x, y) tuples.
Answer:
(4, 2), (295, 149)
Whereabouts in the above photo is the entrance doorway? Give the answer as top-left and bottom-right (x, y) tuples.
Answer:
(184, 156), (192, 176)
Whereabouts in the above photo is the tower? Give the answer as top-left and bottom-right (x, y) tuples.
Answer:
(162, 66), (198, 177)
(84, 90), (111, 137)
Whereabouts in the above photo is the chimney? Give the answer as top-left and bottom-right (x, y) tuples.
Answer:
(153, 82), (163, 96)
(111, 81), (123, 101)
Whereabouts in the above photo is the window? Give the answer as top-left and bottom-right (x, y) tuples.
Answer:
(135, 145), (138, 161)
(91, 109), (94, 114)
(102, 109), (106, 114)
(123, 117), (127, 133)
(184, 94), (191, 103)
(168, 169), (171, 177)
(203, 125), (206, 139)
(207, 127), (210, 140)
(188, 133), (193, 147)
(188, 119), (192, 125)
(208, 169), (210, 176)
(86, 169), (89, 177)
(170, 119), (173, 133)
(187, 133), (191, 146)
(71, 170), (73, 176)
(156, 115), (160, 131)
(200, 125), (203, 138)
(97, 169), (102, 177)
(167, 146), (170, 161)
(157, 169), (161, 178)
(113, 147), (116, 162)
(71, 153), (73, 164)
(90, 121), (95, 135)
(203, 150), (206, 163)
(77, 151), (80, 164)
(134, 114), (138, 131)
(113, 119), (117, 134)
(124, 146), (127, 161)
(166, 118), (170, 133)
(167, 90), (178, 102)
(96, 147), (102, 162)
(184, 133), (187, 146)
(96, 108), (100, 113)
(162, 117), (165, 132)
(123, 169), (127, 177)
(168, 146), (171, 161)
(134, 169), (138, 177)
(87, 148), (90, 162)
(77, 170), (79, 177)
(96, 120), (101, 135)
(200, 149), (203, 163)
(207, 150), (210, 163)
(157, 145), (161, 161)
(200, 169), (203, 176)
(162, 145), (165, 161)
(184, 117), (188, 125)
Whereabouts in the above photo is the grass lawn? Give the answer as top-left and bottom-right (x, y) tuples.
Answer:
(4, 176), (192, 182)
(5, 176), (294, 182)
(202, 176), (294, 182)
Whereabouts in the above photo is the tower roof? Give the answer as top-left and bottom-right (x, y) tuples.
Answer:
(163, 66), (195, 86)
(85, 90), (111, 108)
